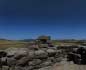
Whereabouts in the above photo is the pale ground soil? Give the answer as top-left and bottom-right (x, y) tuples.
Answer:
(52, 59), (86, 70)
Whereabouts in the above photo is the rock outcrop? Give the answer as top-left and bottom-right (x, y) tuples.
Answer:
(0, 45), (63, 70)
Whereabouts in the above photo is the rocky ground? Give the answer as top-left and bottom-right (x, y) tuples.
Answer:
(0, 45), (86, 70)
(1, 58), (86, 70)
(0, 45), (63, 70)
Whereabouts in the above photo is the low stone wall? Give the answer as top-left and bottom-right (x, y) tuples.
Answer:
(0, 46), (63, 70)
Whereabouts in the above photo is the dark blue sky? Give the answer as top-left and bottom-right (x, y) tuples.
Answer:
(0, 0), (86, 40)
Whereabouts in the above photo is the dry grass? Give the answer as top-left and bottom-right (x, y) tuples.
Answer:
(0, 40), (28, 50)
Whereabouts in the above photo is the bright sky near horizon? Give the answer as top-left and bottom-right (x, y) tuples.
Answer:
(0, 0), (86, 40)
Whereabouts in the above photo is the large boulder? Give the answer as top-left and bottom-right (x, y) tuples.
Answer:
(16, 57), (29, 66)
(14, 49), (28, 60)
(34, 50), (48, 59)
(55, 57), (62, 62)
(28, 50), (35, 59)
(40, 60), (53, 67)
(0, 57), (7, 66)
(5, 48), (28, 57)
(47, 57), (56, 63)
(5, 48), (19, 57)
(7, 57), (16, 66)
(46, 49), (56, 57)
(55, 50), (62, 58)
(28, 59), (42, 66)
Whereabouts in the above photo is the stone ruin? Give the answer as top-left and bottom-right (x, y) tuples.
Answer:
(0, 36), (63, 70)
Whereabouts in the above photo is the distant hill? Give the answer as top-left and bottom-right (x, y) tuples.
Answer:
(19, 39), (35, 42)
